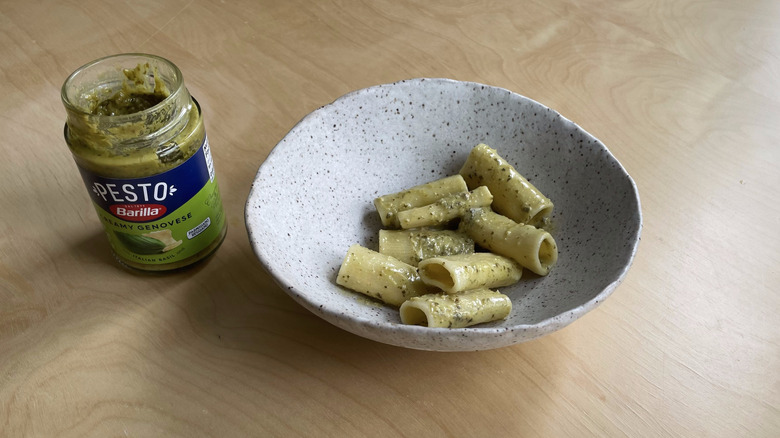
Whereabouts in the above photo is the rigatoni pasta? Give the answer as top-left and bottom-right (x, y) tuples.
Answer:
(459, 208), (558, 276)
(417, 253), (523, 293)
(336, 244), (432, 306)
(378, 229), (474, 266)
(400, 288), (512, 328)
(374, 175), (468, 228)
(460, 143), (553, 227)
(337, 142), (559, 328)
(396, 185), (493, 229)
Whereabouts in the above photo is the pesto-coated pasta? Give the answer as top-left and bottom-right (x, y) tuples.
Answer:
(374, 175), (468, 228)
(336, 244), (432, 306)
(459, 143), (553, 226)
(417, 252), (523, 293)
(460, 208), (558, 276)
(400, 288), (512, 328)
(378, 229), (474, 266)
(338, 142), (562, 329)
(396, 186), (493, 229)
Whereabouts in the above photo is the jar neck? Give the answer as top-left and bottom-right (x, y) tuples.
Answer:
(62, 54), (192, 154)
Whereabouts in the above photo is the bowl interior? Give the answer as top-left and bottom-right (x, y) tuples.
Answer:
(246, 78), (641, 351)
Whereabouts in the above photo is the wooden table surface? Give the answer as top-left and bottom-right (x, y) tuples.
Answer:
(1, 0), (778, 436)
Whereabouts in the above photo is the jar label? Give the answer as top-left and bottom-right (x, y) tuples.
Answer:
(78, 136), (225, 266)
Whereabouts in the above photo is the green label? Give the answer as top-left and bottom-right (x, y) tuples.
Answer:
(78, 136), (225, 266)
(94, 177), (225, 265)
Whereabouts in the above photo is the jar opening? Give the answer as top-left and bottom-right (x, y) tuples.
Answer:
(61, 53), (184, 121)
(61, 53), (192, 151)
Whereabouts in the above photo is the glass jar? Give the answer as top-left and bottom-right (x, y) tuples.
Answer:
(61, 53), (227, 271)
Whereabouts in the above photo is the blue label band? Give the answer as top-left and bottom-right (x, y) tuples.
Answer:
(78, 138), (211, 223)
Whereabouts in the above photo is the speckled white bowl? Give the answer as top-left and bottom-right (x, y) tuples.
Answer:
(245, 78), (641, 351)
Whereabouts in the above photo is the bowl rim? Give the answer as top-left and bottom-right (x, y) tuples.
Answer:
(245, 77), (643, 350)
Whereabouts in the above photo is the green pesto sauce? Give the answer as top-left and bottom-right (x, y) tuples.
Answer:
(67, 62), (204, 179)
(87, 62), (171, 116)
(410, 230), (473, 263)
(91, 89), (167, 116)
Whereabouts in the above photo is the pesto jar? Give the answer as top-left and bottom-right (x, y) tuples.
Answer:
(61, 53), (227, 271)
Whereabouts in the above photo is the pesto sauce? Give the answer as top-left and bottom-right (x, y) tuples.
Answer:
(91, 89), (167, 116)
(409, 230), (474, 263)
(66, 62), (201, 179)
(87, 62), (171, 117)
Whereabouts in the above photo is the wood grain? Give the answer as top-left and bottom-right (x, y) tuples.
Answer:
(1, 0), (778, 436)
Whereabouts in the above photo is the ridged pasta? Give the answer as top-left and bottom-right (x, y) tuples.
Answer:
(336, 244), (432, 306)
(400, 288), (512, 328)
(459, 208), (558, 276)
(374, 175), (468, 228)
(460, 143), (553, 226)
(417, 252), (523, 293)
(378, 229), (474, 266)
(396, 186), (493, 229)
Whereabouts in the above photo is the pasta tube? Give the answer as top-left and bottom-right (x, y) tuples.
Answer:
(417, 253), (523, 293)
(396, 186), (493, 229)
(459, 143), (553, 226)
(336, 244), (432, 306)
(459, 208), (558, 276)
(379, 229), (475, 266)
(374, 175), (468, 228)
(400, 288), (512, 328)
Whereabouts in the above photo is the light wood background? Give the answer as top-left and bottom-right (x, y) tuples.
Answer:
(1, 0), (778, 436)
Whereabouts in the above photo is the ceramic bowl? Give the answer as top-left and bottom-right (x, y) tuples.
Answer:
(245, 78), (641, 351)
